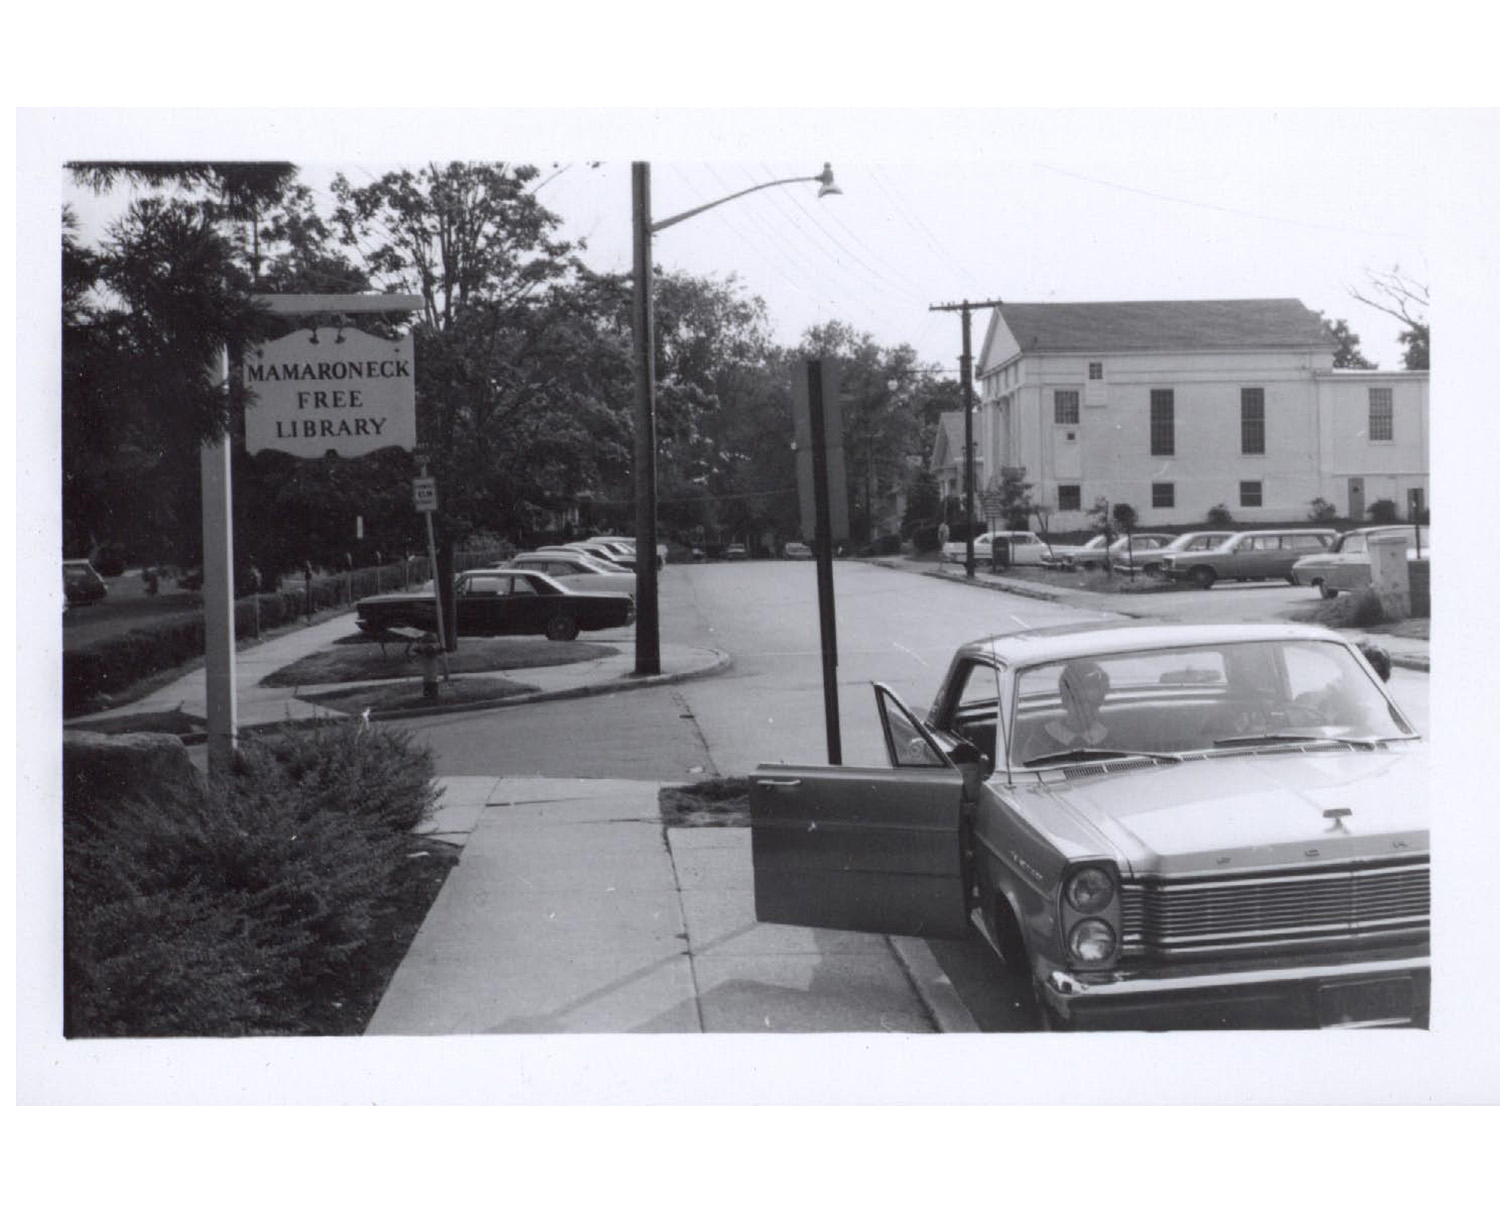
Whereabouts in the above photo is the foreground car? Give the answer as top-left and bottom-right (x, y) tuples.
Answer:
(355, 568), (633, 641)
(751, 622), (1428, 1030)
(1292, 525), (1431, 599)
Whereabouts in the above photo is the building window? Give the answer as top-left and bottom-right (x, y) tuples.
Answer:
(1150, 389), (1175, 456)
(1088, 362), (1104, 380)
(1240, 387), (1265, 455)
(1152, 482), (1175, 509)
(1058, 484), (1082, 512)
(1054, 390), (1080, 425)
(1239, 480), (1263, 508)
(1369, 387), (1394, 441)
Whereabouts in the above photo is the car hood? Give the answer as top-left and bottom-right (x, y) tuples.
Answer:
(1006, 746), (1427, 877)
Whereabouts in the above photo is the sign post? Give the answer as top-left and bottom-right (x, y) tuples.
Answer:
(791, 359), (846, 765)
(413, 466), (449, 677)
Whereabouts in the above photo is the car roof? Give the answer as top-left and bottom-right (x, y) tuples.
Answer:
(957, 620), (1347, 666)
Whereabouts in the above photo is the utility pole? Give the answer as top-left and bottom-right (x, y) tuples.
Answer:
(930, 298), (1004, 579)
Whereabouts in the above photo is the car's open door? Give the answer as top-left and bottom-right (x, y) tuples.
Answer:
(751, 685), (969, 940)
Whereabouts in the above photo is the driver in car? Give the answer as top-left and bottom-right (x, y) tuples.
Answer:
(1044, 660), (1111, 747)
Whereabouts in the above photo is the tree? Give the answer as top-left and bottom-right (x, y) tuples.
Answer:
(1322, 317), (1377, 369)
(330, 163), (632, 648)
(1351, 266), (1429, 370)
(902, 468), (941, 535)
(993, 465), (1035, 531)
(62, 188), (277, 567)
(795, 321), (931, 545)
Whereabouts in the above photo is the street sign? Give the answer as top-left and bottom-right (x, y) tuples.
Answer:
(413, 476), (438, 513)
(244, 328), (417, 458)
(980, 490), (1005, 522)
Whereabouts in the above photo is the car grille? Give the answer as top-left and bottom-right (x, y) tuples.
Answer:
(1119, 858), (1429, 957)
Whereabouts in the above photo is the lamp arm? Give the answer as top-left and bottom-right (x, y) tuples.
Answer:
(651, 176), (818, 233)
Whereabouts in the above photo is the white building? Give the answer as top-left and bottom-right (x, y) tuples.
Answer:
(975, 299), (1430, 526)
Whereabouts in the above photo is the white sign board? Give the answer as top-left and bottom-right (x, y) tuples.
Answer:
(412, 476), (438, 513)
(244, 327), (417, 458)
(790, 359), (849, 543)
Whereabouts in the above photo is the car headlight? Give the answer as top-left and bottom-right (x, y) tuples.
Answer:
(1068, 919), (1117, 963)
(1065, 865), (1115, 913)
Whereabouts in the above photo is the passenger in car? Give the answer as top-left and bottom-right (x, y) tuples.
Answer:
(1044, 660), (1111, 746)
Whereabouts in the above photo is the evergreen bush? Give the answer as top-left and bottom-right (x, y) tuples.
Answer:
(64, 721), (439, 1036)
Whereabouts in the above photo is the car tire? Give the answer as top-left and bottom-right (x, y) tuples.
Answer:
(545, 614), (580, 642)
(1318, 582), (1339, 600)
(1190, 566), (1216, 590)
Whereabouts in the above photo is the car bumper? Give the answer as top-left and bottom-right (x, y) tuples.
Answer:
(1038, 950), (1430, 1031)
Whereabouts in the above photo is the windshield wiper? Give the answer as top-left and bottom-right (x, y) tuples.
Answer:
(1022, 748), (1184, 768)
(1210, 732), (1376, 750)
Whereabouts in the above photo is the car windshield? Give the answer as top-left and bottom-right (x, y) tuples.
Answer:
(1008, 639), (1414, 766)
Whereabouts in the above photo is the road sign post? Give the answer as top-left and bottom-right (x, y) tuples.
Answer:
(792, 359), (845, 765)
(413, 469), (449, 677)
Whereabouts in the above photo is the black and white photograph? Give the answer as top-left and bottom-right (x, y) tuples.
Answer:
(14, 81), (1500, 1149)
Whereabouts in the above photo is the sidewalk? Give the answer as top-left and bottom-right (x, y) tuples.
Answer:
(883, 555), (1431, 672)
(66, 609), (732, 739)
(366, 776), (975, 1035)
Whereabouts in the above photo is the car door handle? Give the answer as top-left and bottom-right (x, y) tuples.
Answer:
(756, 778), (803, 788)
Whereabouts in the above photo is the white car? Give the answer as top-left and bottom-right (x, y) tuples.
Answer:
(505, 551), (637, 596)
(1044, 533), (1173, 571)
(942, 530), (1050, 566)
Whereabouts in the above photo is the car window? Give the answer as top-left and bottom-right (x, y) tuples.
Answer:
(464, 575), (508, 596)
(1250, 536), (1281, 551)
(1289, 534), (1328, 551)
(506, 575), (539, 597)
(1340, 535), (1366, 555)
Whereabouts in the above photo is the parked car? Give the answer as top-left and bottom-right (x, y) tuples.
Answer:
(589, 535), (667, 569)
(504, 551), (636, 596)
(1292, 525), (1432, 599)
(724, 542), (749, 560)
(355, 568), (634, 642)
(750, 621), (1428, 1030)
(1159, 529), (1336, 589)
(1039, 533), (1174, 571)
(943, 530), (1050, 566)
(559, 540), (637, 571)
(1099, 533), (1179, 572)
(63, 559), (108, 606)
(1121, 530), (1237, 576)
(782, 541), (813, 560)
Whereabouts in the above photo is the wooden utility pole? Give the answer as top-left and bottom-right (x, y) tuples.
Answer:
(930, 298), (1004, 579)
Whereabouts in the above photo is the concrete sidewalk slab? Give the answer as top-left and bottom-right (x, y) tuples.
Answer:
(367, 777), (956, 1036)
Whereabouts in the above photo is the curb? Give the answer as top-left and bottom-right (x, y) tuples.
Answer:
(316, 648), (736, 724)
(888, 937), (980, 1033)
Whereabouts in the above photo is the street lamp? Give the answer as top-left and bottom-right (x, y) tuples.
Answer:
(630, 162), (841, 676)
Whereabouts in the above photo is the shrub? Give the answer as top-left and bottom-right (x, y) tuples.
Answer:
(1307, 497), (1338, 523)
(1367, 498), (1400, 524)
(64, 721), (439, 1036)
(910, 524), (942, 553)
(1206, 504), (1234, 526)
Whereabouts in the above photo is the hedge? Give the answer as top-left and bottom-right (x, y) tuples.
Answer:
(64, 719), (440, 1036)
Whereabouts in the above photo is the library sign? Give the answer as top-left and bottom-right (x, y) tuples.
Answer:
(244, 327), (417, 458)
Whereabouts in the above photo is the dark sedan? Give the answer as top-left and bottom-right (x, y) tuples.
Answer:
(355, 568), (634, 642)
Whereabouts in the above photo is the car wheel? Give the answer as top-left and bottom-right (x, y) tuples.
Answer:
(1190, 566), (1216, 590)
(545, 614), (580, 642)
(1318, 582), (1339, 600)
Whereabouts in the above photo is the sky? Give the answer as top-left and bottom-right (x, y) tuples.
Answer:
(48, 110), (1474, 377)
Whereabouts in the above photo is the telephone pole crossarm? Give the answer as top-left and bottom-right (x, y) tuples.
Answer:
(929, 299), (1004, 578)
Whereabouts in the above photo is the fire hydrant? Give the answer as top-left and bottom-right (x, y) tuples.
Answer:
(414, 633), (444, 700)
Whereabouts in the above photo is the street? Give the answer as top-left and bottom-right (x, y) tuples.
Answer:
(403, 558), (1429, 1032)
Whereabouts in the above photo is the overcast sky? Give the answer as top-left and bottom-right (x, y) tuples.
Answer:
(49, 109), (1480, 376)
